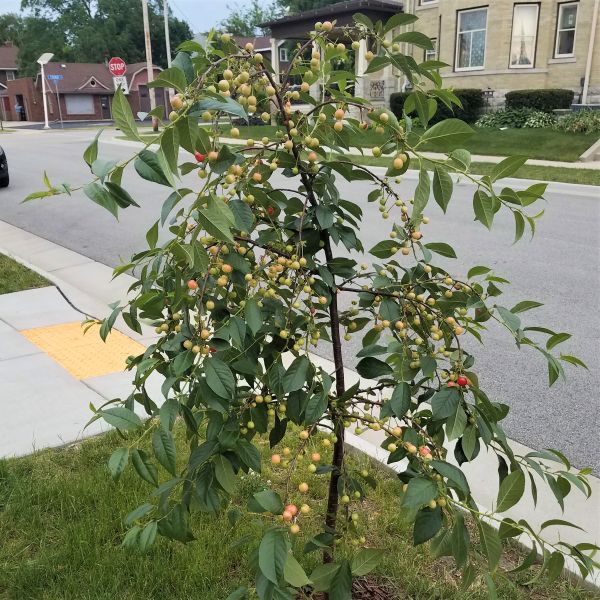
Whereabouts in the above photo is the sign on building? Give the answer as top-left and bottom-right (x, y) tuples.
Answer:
(113, 76), (129, 95)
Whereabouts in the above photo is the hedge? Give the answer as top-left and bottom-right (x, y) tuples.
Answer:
(389, 89), (484, 124)
(504, 89), (574, 112)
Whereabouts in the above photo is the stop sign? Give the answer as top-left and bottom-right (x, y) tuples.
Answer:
(108, 57), (127, 77)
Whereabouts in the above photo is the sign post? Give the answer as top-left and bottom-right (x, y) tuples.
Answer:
(47, 74), (64, 128)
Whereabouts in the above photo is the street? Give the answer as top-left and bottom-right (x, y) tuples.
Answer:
(1, 128), (599, 473)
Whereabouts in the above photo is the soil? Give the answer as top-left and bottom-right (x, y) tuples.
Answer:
(301, 576), (398, 599)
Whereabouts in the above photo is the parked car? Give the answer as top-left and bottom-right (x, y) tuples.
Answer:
(0, 146), (8, 188)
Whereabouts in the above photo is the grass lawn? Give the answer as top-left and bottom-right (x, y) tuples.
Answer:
(0, 427), (595, 600)
(214, 125), (597, 162)
(0, 253), (50, 294)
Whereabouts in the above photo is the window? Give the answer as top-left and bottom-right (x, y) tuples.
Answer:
(6, 71), (15, 81)
(425, 38), (438, 61)
(555, 2), (578, 57)
(456, 7), (488, 71)
(420, 0), (438, 4)
(510, 4), (539, 68)
(65, 94), (94, 115)
(279, 47), (289, 62)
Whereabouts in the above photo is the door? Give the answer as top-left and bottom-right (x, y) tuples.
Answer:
(100, 96), (111, 119)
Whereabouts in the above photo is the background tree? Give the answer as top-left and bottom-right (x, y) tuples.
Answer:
(0, 13), (24, 45)
(16, 0), (192, 75)
(220, 0), (282, 37)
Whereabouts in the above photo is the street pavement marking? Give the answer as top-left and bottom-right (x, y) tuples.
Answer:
(20, 322), (144, 380)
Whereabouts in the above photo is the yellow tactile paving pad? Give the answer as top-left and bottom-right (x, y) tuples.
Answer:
(20, 322), (145, 380)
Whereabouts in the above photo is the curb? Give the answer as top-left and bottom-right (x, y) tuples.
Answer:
(1, 219), (599, 587)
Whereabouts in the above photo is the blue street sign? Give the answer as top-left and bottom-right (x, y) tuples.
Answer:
(47, 74), (64, 80)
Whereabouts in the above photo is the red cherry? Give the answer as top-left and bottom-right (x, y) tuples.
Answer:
(194, 151), (206, 162)
(209, 346), (217, 353)
(447, 381), (457, 387)
(267, 206), (274, 215)
(187, 279), (198, 290)
(457, 376), (469, 387)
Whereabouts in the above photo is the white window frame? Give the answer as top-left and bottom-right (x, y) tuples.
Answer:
(425, 38), (438, 62)
(279, 47), (289, 62)
(6, 71), (15, 81)
(554, 1), (578, 58)
(509, 3), (539, 69)
(420, 0), (438, 4)
(455, 7), (488, 72)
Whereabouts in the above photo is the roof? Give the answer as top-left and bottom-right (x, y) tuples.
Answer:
(262, 0), (403, 27)
(39, 61), (161, 94)
(0, 44), (18, 70)
(233, 36), (274, 52)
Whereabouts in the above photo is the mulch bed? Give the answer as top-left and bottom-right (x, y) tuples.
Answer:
(302, 577), (398, 599)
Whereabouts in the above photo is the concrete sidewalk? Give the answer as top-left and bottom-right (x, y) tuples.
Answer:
(1, 218), (598, 585)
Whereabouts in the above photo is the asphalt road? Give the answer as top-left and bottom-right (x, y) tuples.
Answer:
(1, 129), (599, 473)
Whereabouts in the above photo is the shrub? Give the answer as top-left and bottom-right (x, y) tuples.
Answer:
(30, 17), (596, 600)
(555, 110), (600, 134)
(505, 89), (574, 112)
(476, 108), (554, 129)
(390, 88), (484, 124)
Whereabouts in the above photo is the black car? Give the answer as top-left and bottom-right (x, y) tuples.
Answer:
(0, 146), (8, 188)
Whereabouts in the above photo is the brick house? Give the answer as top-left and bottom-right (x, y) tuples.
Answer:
(0, 44), (19, 120)
(403, 0), (600, 106)
(5, 60), (168, 124)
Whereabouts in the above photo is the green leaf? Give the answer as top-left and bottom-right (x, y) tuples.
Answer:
(432, 166), (453, 212)
(491, 156), (528, 182)
(284, 553), (311, 587)
(369, 239), (400, 259)
(364, 56), (391, 75)
(146, 220), (159, 249)
(196, 96), (247, 121)
(83, 128), (103, 167)
(412, 168), (430, 220)
(356, 357), (393, 379)
(138, 521), (157, 553)
(105, 182), (139, 209)
(384, 12), (418, 32)
(214, 455), (237, 494)
(546, 332), (571, 351)
(496, 306), (521, 333)
(282, 356), (310, 393)
(236, 439), (261, 472)
(248, 489), (284, 514)
(197, 195), (235, 242)
(401, 477), (438, 508)
(99, 302), (122, 341)
(160, 126), (180, 175)
(425, 242), (456, 258)
(513, 211), (525, 243)
(205, 358), (236, 399)
(99, 406), (142, 431)
(473, 190), (496, 229)
(329, 560), (352, 600)
(259, 528), (289, 584)
(229, 199), (254, 232)
(83, 183), (119, 218)
(135, 150), (171, 187)
(108, 447), (129, 481)
(244, 298), (262, 335)
(304, 394), (328, 425)
(430, 460), (470, 496)
(560, 354), (588, 369)
(152, 427), (177, 476)
(350, 548), (384, 576)
(511, 300), (543, 314)
(496, 469), (525, 512)
(452, 513), (469, 568)
(478, 522), (502, 571)
(419, 119), (473, 151)
(430, 387), (460, 420)
(484, 573), (497, 599)
(394, 30), (434, 49)
(389, 382), (411, 418)
(225, 586), (248, 600)
(124, 502), (153, 526)
(112, 87), (139, 140)
(413, 507), (443, 545)
(546, 551), (565, 584)
(353, 13), (373, 29)
(158, 503), (194, 542)
(131, 449), (159, 487)
(147, 67), (187, 93)
(446, 405), (467, 441)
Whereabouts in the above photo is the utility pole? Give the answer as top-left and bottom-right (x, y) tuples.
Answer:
(141, 0), (158, 132)
(163, 0), (172, 68)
